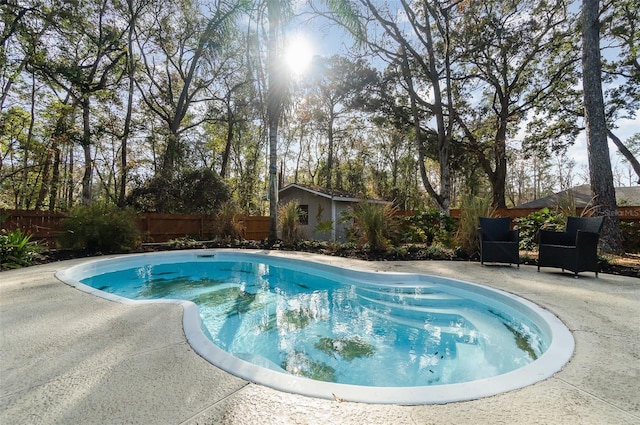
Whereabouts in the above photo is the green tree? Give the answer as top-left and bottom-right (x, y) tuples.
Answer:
(29, 0), (129, 205)
(0, 107), (31, 207)
(127, 167), (230, 214)
(34, 99), (77, 211)
(114, 0), (151, 206)
(454, 0), (578, 208)
(347, 0), (462, 212)
(523, 0), (640, 186)
(135, 0), (246, 179)
(601, 0), (640, 183)
(303, 55), (377, 189)
(1, 1), (64, 110)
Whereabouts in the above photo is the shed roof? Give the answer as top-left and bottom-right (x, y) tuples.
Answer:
(279, 183), (390, 204)
(516, 184), (640, 208)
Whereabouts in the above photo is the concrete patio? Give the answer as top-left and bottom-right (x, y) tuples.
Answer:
(1, 251), (638, 424)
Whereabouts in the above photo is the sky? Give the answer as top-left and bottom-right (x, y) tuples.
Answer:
(567, 116), (640, 187)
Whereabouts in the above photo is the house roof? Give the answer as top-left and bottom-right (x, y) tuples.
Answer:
(516, 184), (640, 208)
(279, 183), (390, 204)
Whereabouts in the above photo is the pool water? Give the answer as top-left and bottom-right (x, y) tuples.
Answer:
(79, 257), (547, 388)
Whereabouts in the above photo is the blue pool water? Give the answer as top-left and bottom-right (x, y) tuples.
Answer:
(57, 251), (574, 404)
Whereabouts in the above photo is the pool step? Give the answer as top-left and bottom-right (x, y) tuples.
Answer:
(357, 292), (468, 314)
(364, 303), (478, 337)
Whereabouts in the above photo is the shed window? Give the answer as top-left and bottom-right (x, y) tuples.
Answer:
(298, 204), (309, 225)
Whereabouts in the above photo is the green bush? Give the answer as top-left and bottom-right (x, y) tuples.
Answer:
(279, 200), (306, 245)
(343, 202), (399, 251)
(127, 168), (230, 214)
(514, 208), (563, 250)
(59, 204), (140, 252)
(402, 209), (456, 247)
(0, 228), (41, 268)
(454, 195), (494, 258)
(166, 236), (202, 249)
(210, 201), (245, 241)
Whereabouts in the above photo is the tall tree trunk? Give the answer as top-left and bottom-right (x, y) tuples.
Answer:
(161, 133), (180, 179)
(35, 145), (52, 210)
(582, 0), (624, 253)
(160, 53), (204, 179)
(398, 46), (445, 210)
(422, 3), (450, 212)
(118, 0), (137, 207)
(267, 111), (279, 241)
(266, 2), (285, 242)
(326, 113), (335, 189)
(492, 121), (508, 208)
(49, 145), (61, 211)
(294, 123), (305, 184)
(220, 100), (234, 178)
(21, 71), (37, 209)
(66, 143), (74, 208)
(81, 98), (93, 205)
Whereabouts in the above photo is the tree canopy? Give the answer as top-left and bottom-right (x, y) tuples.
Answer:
(1, 0), (637, 249)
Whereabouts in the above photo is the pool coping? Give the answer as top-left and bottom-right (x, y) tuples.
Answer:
(54, 249), (575, 405)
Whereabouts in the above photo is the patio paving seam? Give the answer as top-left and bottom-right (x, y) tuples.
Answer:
(554, 376), (640, 419)
(571, 328), (628, 338)
(178, 381), (252, 424)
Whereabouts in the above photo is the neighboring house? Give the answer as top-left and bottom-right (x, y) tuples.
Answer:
(278, 184), (391, 242)
(516, 184), (640, 209)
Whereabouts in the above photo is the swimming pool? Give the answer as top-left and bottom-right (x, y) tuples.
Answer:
(56, 250), (574, 404)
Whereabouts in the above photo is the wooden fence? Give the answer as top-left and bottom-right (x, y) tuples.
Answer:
(1, 209), (271, 245)
(3, 206), (638, 247)
(135, 213), (271, 243)
(0, 210), (67, 244)
(449, 206), (640, 222)
(151, 215), (263, 241)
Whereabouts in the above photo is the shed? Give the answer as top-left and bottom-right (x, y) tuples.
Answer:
(278, 184), (390, 242)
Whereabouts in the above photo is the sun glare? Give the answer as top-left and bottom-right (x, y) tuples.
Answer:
(284, 35), (314, 77)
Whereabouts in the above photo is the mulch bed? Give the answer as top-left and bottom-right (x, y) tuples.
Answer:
(20, 242), (640, 279)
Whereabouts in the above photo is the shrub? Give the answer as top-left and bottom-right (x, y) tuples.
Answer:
(166, 237), (202, 249)
(59, 204), (140, 253)
(454, 195), (494, 258)
(311, 204), (333, 239)
(403, 209), (456, 247)
(210, 201), (245, 241)
(514, 208), (563, 250)
(127, 168), (230, 214)
(313, 220), (334, 239)
(279, 200), (306, 245)
(0, 228), (41, 268)
(343, 202), (399, 251)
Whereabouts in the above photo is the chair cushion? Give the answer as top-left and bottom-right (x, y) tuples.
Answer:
(479, 217), (511, 241)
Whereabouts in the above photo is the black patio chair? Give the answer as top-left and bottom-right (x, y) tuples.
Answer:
(478, 217), (520, 267)
(537, 216), (604, 277)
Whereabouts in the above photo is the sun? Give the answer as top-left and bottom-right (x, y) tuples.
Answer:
(284, 34), (314, 77)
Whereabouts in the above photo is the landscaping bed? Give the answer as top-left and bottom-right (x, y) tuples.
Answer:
(22, 240), (640, 278)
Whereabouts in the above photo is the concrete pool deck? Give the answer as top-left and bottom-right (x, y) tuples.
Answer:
(1, 251), (638, 424)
